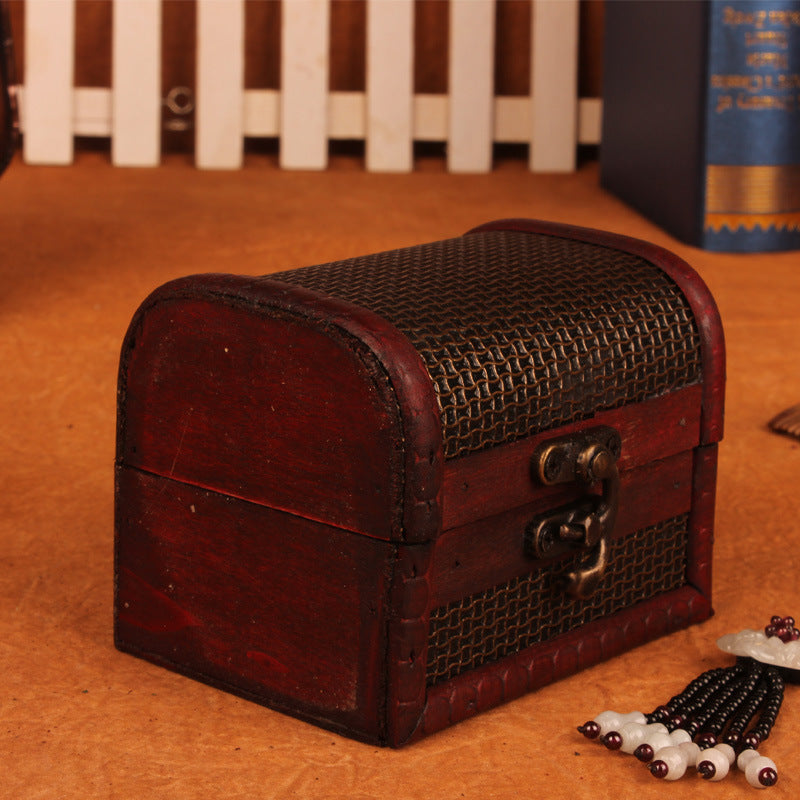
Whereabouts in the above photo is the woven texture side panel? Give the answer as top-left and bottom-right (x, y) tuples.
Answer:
(272, 231), (702, 459)
(425, 514), (689, 686)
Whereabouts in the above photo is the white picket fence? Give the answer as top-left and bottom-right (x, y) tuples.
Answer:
(19, 0), (600, 172)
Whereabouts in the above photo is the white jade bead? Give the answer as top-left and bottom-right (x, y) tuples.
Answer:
(745, 756), (778, 789)
(646, 731), (673, 754)
(652, 745), (688, 780)
(652, 723), (669, 734)
(592, 711), (620, 735)
(624, 711), (647, 725)
(669, 728), (692, 746)
(619, 722), (647, 753)
(738, 749), (761, 771)
(619, 722), (667, 754)
(697, 746), (730, 781)
(716, 743), (736, 765)
(594, 710), (646, 735)
(679, 742), (701, 767)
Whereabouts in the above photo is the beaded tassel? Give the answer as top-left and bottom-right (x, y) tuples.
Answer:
(577, 616), (799, 788)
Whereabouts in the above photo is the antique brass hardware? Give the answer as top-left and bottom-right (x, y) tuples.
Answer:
(526, 426), (621, 599)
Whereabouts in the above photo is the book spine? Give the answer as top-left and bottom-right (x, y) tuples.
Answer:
(704, 0), (800, 251)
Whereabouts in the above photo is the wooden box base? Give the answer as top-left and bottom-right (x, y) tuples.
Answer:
(114, 219), (724, 746)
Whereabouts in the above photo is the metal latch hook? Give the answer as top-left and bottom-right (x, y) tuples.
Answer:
(526, 426), (621, 599)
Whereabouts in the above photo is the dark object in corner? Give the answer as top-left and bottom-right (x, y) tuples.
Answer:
(0, 2), (18, 177)
(768, 404), (800, 440)
(601, 0), (800, 252)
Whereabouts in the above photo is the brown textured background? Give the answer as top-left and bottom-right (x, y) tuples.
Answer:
(1, 150), (800, 798)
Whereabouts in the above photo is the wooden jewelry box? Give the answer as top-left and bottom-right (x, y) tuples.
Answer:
(114, 218), (725, 747)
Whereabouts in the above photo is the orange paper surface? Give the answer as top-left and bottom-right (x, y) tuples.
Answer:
(1, 152), (799, 798)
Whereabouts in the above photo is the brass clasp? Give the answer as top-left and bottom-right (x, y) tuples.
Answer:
(525, 426), (621, 599)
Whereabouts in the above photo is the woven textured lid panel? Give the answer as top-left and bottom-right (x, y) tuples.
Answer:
(271, 230), (702, 459)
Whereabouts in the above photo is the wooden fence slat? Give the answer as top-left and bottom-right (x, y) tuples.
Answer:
(18, 0), (591, 172)
(23, 0), (75, 165)
(280, 0), (330, 170)
(74, 88), (112, 137)
(578, 98), (602, 145)
(366, 0), (414, 173)
(243, 90), (280, 137)
(530, 0), (579, 172)
(448, 0), (495, 173)
(328, 92), (364, 139)
(40, 90), (600, 151)
(112, 0), (161, 167)
(413, 95), (447, 142)
(196, 0), (245, 169)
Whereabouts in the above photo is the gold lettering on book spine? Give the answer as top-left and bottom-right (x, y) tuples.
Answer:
(705, 164), (800, 232)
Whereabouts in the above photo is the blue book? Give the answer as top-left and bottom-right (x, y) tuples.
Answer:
(601, 0), (800, 252)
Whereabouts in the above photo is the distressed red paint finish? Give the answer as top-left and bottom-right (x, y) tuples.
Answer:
(115, 219), (724, 746)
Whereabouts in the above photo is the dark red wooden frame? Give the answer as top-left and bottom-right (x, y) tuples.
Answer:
(115, 219), (724, 747)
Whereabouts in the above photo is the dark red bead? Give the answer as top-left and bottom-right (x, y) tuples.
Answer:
(771, 615), (783, 626)
(743, 732), (762, 749)
(602, 732), (622, 750)
(722, 730), (741, 747)
(697, 761), (716, 780)
(791, 628), (800, 641)
(649, 760), (669, 779)
(765, 625), (778, 638)
(577, 721), (600, 739)
(634, 743), (654, 763)
(783, 616), (795, 628)
(758, 767), (778, 787)
(652, 705), (671, 722)
(696, 732), (717, 749)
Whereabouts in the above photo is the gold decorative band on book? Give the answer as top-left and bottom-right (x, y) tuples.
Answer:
(705, 212), (800, 234)
(705, 164), (800, 232)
